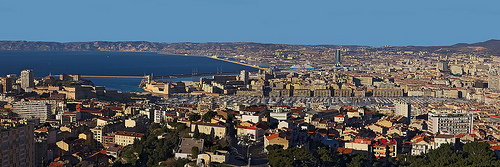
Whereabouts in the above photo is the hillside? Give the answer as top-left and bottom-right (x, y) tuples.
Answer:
(0, 40), (499, 56)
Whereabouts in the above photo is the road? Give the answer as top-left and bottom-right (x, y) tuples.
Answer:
(225, 119), (268, 166)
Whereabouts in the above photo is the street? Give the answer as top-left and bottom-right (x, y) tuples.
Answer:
(226, 119), (268, 166)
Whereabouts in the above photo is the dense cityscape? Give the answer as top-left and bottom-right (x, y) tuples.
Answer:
(2, 40), (500, 167)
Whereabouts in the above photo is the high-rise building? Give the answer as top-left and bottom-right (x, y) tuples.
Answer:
(395, 101), (411, 124)
(437, 62), (449, 72)
(0, 121), (35, 167)
(21, 69), (34, 90)
(1, 76), (13, 93)
(335, 49), (341, 65)
(240, 70), (249, 85)
(428, 112), (473, 134)
(13, 101), (50, 123)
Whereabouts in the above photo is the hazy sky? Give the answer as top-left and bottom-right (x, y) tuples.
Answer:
(1, 0), (499, 46)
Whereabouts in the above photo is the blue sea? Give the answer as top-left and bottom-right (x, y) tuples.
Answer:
(0, 50), (257, 92)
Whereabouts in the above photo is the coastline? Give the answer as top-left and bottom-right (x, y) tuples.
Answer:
(0, 50), (259, 93)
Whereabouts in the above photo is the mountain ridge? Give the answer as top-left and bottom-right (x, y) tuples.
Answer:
(0, 39), (499, 56)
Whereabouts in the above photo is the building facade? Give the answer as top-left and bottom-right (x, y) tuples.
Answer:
(373, 89), (403, 97)
(428, 112), (473, 134)
(395, 101), (411, 124)
(314, 89), (331, 97)
(191, 122), (226, 139)
(13, 101), (51, 123)
(20, 69), (34, 90)
(114, 131), (144, 146)
(334, 89), (352, 97)
(0, 123), (35, 167)
(335, 49), (341, 65)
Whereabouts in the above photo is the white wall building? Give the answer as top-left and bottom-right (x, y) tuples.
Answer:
(13, 101), (50, 123)
(428, 112), (473, 134)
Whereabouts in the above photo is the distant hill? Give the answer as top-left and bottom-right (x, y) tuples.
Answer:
(0, 41), (346, 57)
(465, 39), (500, 48)
(469, 40), (500, 53)
(0, 39), (499, 56)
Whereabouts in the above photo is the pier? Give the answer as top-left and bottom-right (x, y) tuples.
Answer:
(206, 56), (267, 70)
(80, 71), (242, 80)
(81, 75), (146, 79)
(79, 56), (265, 79)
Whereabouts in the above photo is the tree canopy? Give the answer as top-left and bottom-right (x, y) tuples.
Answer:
(117, 123), (189, 167)
(397, 142), (500, 167)
(201, 110), (217, 122)
(188, 114), (201, 122)
(267, 142), (500, 167)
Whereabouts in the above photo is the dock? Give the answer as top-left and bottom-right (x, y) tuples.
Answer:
(81, 75), (146, 79)
(80, 71), (242, 80)
(206, 56), (267, 70)
(79, 57), (264, 80)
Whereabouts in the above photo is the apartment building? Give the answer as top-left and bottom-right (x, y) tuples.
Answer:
(428, 112), (473, 134)
(0, 122), (35, 167)
(373, 89), (403, 97)
(191, 122), (226, 139)
(114, 131), (144, 146)
(13, 101), (51, 123)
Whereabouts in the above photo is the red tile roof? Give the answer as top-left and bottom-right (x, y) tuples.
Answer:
(456, 133), (466, 138)
(192, 121), (225, 127)
(492, 145), (500, 151)
(266, 133), (291, 141)
(337, 147), (353, 154)
(335, 114), (344, 118)
(322, 109), (338, 113)
(98, 117), (109, 121)
(115, 131), (144, 138)
(49, 162), (64, 167)
(35, 127), (49, 132)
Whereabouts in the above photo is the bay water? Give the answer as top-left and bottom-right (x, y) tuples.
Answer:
(0, 50), (257, 92)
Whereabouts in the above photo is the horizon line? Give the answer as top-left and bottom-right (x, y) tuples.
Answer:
(1, 39), (498, 48)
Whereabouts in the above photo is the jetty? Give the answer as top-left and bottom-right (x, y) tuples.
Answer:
(205, 56), (267, 70)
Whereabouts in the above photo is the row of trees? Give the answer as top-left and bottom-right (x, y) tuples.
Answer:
(266, 145), (376, 167)
(397, 142), (500, 167)
(188, 110), (218, 123)
(267, 142), (500, 167)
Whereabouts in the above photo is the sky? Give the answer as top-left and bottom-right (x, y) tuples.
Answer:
(0, 0), (499, 46)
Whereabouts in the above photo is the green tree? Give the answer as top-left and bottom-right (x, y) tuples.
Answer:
(257, 121), (268, 126)
(193, 125), (200, 138)
(463, 142), (493, 157)
(462, 142), (499, 166)
(291, 147), (315, 162)
(210, 145), (221, 151)
(398, 142), (500, 167)
(192, 147), (199, 159)
(116, 121), (183, 166)
(347, 153), (368, 167)
(189, 114), (201, 122)
(318, 147), (333, 164)
(202, 110), (217, 122)
(266, 144), (284, 153)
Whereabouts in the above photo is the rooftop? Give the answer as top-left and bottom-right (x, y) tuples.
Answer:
(177, 138), (204, 154)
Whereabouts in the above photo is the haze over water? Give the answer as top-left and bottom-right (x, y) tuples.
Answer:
(0, 50), (257, 92)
